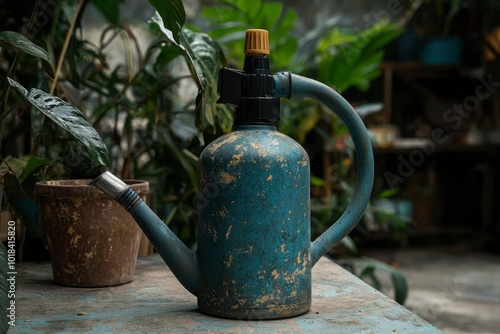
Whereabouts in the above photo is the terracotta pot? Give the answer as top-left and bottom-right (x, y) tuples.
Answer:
(35, 179), (149, 287)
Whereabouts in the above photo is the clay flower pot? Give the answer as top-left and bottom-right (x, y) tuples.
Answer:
(35, 179), (149, 287)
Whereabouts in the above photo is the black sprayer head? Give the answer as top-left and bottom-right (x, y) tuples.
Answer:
(217, 29), (280, 125)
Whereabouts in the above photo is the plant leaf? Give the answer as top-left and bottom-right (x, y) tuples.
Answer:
(18, 156), (51, 184)
(150, 11), (185, 52)
(358, 266), (382, 290)
(0, 243), (10, 334)
(7, 78), (110, 174)
(181, 28), (229, 130)
(358, 258), (409, 305)
(339, 236), (358, 255)
(0, 31), (54, 78)
(90, 0), (124, 24)
(148, 0), (186, 44)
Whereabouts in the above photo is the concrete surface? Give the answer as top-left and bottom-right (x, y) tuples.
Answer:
(365, 245), (500, 334)
(12, 255), (441, 333)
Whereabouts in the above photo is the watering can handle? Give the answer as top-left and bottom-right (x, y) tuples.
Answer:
(274, 72), (375, 267)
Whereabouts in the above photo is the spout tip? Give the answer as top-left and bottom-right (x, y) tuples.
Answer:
(91, 171), (129, 198)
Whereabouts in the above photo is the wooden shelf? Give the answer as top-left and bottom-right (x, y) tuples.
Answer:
(373, 143), (500, 154)
(380, 61), (484, 122)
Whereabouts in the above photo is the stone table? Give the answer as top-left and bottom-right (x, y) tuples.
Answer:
(11, 255), (442, 333)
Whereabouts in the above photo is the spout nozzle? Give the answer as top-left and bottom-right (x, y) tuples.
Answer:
(90, 171), (129, 198)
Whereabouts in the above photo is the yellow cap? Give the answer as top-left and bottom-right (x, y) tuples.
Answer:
(244, 29), (269, 56)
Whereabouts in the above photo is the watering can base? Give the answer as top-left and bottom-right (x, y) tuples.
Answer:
(198, 300), (311, 320)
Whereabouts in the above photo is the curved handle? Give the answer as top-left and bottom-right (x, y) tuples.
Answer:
(274, 72), (374, 266)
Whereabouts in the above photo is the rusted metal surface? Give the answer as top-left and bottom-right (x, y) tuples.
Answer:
(35, 179), (148, 287)
(198, 125), (311, 319)
(12, 255), (443, 333)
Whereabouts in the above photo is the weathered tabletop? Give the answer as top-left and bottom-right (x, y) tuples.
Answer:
(12, 255), (442, 333)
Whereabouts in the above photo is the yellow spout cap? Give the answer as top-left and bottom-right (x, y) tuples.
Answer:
(244, 29), (269, 56)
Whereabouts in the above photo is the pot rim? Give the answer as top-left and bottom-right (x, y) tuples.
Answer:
(35, 179), (149, 197)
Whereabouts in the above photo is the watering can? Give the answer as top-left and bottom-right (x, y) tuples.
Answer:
(91, 29), (374, 319)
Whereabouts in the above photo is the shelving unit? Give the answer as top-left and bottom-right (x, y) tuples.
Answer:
(380, 61), (484, 124)
(373, 61), (500, 235)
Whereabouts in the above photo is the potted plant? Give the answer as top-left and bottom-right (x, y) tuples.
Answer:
(0, 2), (151, 286)
(0, 47), (151, 287)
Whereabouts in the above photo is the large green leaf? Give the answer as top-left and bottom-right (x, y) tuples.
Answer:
(0, 242), (9, 333)
(7, 78), (110, 175)
(148, 0), (186, 44)
(151, 14), (231, 131)
(181, 28), (229, 130)
(316, 21), (401, 93)
(201, 0), (299, 71)
(90, 0), (124, 25)
(0, 31), (54, 78)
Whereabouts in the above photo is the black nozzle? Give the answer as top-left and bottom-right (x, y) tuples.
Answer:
(217, 56), (280, 125)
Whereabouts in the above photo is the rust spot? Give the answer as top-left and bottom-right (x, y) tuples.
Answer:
(271, 269), (280, 279)
(254, 294), (272, 305)
(296, 252), (302, 264)
(225, 225), (233, 239)
(207, 132), (242, 154)
(217, 206), (229, 218)
(225, 254), (234, 268)
(228, 153), (244, 167)
(220, 171), (236, 184)
(208, 225), (218, 242)
(250, 143), (267, 157)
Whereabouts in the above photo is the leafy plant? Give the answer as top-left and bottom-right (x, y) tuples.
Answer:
(200, 0), (299, 71)
(338, 256), (409, 305)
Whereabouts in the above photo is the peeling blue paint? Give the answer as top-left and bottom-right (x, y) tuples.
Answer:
(198, 125), (311, 319)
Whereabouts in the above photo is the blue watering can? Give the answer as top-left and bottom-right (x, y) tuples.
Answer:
(91, 29), (374, 319)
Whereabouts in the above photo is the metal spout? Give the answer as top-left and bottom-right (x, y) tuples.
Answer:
(91, 171), (201, 296)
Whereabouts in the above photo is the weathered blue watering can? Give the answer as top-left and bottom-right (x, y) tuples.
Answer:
(91, 29), (374, 319)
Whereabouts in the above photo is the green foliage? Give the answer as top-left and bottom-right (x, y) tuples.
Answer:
(8, 78), (109, 176)
(201, 0), (299, 71)
(90, 0), (125, 25)
(148, 0), (186, 44)
(339, 257), (409, 305)
(0, 31), (54, 78)
(150, 10), (231, 132)
(314, 21), (401, 93)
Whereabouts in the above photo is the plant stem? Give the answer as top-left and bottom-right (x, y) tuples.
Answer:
(50, 0), (87, 94)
